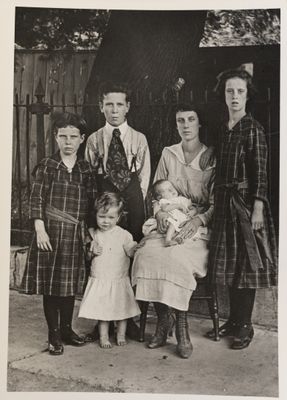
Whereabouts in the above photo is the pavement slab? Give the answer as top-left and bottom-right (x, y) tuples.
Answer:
(7, 290), (278, 396)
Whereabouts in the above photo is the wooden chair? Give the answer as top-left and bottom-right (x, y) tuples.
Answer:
(139, 276), (220, 342)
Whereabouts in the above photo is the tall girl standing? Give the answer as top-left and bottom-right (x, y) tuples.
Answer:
(207, 68), (277, 349)
(20, 112), (98, 355)
(78, 192), (141, 348)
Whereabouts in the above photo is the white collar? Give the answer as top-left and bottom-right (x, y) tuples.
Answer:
(105, 121), (129, 140)
(166, 142), (213, 170)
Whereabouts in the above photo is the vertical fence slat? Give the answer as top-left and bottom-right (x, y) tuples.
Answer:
(15, 93), (23, 245)
(50, 92), (55, 154)
(25, 94), (30, 196)
(62, 93), (66, 112)
(74, 93), (78, 113)
(266, 87), (272, 208)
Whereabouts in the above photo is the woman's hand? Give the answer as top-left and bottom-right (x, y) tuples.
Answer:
(251, 200), (264, 231)
(180, 216), (203, 239)
(155, 210), (170, 233)
(34, 219), (52, 251)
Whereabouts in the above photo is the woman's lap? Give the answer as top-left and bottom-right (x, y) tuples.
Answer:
(131, 234), (209, 308)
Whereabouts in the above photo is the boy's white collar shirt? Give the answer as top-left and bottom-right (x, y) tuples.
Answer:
(104, 120), (129, 141)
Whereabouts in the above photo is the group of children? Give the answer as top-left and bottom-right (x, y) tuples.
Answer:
(20, 70), (277, 357)
(21, 82), (187, 355)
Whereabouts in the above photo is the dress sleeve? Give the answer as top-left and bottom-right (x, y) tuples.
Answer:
(85, 166), (98, 227)
(246, 121), (268, 202)
(197, 168), (215, 227)
(123, 230), (137, 257)
(153, 149), (169, 182)
(85, 134), (99, 168)
(29, 162), (52, 220)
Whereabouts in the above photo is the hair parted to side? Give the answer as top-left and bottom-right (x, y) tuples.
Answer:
(214, 68), (257, 103)
(94, 192), (125, 215)
(51, 111), (87, 135)
(98, 81), (132, 103)
(174, 103), (203, 126)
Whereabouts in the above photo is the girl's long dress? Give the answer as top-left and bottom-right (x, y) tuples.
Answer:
(131, 143), (215, 311)
(208, 114), (277, 288)
(79, 226), (141, 321)
(20, 152), (97, 297)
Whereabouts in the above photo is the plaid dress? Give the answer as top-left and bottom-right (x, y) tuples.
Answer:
(20, 152), (98, 296)
(208, 114), (277, 288)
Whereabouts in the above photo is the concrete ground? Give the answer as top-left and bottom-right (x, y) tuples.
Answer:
(6, 290), (278, 396)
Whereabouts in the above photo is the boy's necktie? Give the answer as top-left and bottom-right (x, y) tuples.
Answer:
(106, 128), (132, 191)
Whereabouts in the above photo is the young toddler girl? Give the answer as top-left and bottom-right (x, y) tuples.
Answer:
(78, 192), (141, 348)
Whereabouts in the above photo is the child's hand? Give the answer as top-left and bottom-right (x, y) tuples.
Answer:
(187, 207), (197, 218)
(35, 219), (52, 251)
(127, 241), (146, 257)
(90, 240), (103, 256)
(178, 204), (188, 213)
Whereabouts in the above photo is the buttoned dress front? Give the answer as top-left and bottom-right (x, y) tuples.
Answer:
(208, 113), (277, 288)
(20, 152), (98, 297)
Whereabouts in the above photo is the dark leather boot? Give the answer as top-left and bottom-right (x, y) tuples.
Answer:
(61, 324), (85, 346)
(148, 302), (170, 349)
(175, 311), (193, 359)
(48, 328), (64, 356)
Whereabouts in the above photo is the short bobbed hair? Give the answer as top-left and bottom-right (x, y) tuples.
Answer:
(173, 103), (203, 127)
(51, 111), (87, 136)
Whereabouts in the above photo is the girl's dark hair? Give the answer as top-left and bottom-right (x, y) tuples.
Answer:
(214, 68), (257, 103)
(51, 111), (87, 135)
(94, 192), (124, 215)
(174, 103), (203, 126)
(98, 81), (131, 103)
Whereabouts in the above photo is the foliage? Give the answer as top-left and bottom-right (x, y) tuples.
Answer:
(200, 9), (280, 47)
(15, 8), (110, 50)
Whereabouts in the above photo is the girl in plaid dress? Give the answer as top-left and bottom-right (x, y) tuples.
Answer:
(206, 68), (277, 349)
(20, 112), (97, 356)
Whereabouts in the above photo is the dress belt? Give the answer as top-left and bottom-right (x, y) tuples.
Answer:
(45, 204), (91, 253)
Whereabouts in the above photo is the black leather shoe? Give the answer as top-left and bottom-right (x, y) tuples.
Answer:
(206, 320), (238, 339)
(126, 319), (140, 341)
(84, 326), (99, 343)
(176, 341), (193, 359)
(48, 329), (64, 356)
(231, 324), (254, 350)
(61, 328), (85, 346)
(147, 335), (167, 349)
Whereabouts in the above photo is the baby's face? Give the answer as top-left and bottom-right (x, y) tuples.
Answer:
(157, 181), (178, 200)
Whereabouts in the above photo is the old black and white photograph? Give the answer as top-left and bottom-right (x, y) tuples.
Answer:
(1, 0), (286, 399)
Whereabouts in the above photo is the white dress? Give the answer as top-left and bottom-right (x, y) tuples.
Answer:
(78, 226), (141, 321)
(132, 143), (215, 311)
(158, 197), (190, 231)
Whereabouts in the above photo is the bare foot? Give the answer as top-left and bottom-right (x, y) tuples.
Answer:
(99, 336), (112, 349)
(116, 335), (127, 346)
